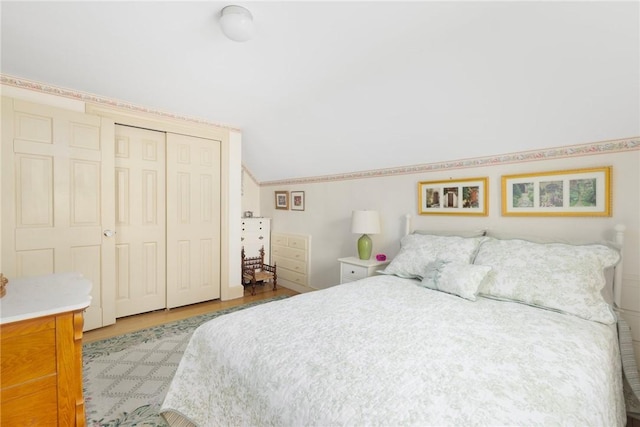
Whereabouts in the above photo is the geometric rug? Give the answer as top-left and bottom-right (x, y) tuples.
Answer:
(83, 296), (288, 426)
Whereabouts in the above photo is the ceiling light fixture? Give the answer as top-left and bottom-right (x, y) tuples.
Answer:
(219, 5), (254, 42)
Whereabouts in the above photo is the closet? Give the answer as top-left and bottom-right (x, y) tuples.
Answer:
(1, 97), (227, 330)
(113, 126), (221, 317)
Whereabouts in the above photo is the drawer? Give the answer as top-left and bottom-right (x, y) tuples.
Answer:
(241, 220), (269, 232)
(241, 232), (268, 243)
(1, 327), (56, 388)
(272, 233), (307, 250)
(272, 234), (288, 246)
(273, 255), (306, 274)
(341, 264), (368, 281)
(287, 236), (307, 250)
(1, 378), (58, 426)
(272, 245), (305, 261)
(278, 268), (308, 286)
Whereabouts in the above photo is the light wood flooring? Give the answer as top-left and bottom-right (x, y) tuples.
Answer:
(83, 285), (299, 343)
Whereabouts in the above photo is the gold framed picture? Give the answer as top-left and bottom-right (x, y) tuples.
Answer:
(501, 166), (611, 216)
(275, 191), (289, 210)
(418, 177), (488, 216)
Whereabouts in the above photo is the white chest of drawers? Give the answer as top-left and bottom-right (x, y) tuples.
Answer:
(241, 218), (271, 263)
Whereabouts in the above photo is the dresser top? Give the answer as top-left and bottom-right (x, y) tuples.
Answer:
(0, 272), (92, 324)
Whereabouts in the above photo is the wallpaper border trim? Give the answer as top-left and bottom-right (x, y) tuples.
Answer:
(260, 137), (639, 186)
(0, 74), (240, 132)
(3, 74), (637, 187)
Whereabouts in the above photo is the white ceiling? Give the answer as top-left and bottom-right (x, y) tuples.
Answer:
(1, 1), (638, 182)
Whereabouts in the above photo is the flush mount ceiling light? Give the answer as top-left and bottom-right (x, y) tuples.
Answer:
(219, 5), (254, 42)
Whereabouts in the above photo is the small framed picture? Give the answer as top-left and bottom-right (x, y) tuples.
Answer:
(501, 166), (611, 216)
(418, 177), (488, 216)
(291, 191), (305, 211)
(275, 191), (289, 210)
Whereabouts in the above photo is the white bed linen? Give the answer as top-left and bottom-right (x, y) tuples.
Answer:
(161, 275), (625, 426)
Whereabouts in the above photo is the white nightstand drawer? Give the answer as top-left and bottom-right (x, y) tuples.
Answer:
(338, 257), (390, 284)
(341, 264), (368, 281)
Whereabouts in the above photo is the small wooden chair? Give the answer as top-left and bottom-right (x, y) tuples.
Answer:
(241, 246), (277, 296)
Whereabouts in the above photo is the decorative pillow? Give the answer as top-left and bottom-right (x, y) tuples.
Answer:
(475, 237), (620, 324)
(380, 234), (485, 279)
(419, 260), (492, 301)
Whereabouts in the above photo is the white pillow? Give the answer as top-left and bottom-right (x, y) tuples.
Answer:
(475, 237), (620, 324)
(419, 261), (492, 301)
(381, 234), (484, 279)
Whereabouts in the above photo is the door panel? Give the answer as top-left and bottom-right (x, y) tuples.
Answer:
(1, 97), (115, 331)
(114, 125), (166, 317)
(166, 133), (221, 308)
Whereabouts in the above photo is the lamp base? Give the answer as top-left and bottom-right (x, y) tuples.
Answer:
(357, 234), (373, 260)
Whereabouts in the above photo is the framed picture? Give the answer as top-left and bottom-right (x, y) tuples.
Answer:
(418, 177), (488, 215)
(501, 166), (611, 216)
(291, 191), (305, 211)
(275, 191), (289, 210)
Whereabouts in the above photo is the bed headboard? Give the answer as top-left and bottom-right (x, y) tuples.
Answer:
(613, 224), (626, 308)
(403, 214), (626, 309)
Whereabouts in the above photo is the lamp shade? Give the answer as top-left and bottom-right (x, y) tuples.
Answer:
(351, 210), (380, 235)
(220, 5), (254, 42)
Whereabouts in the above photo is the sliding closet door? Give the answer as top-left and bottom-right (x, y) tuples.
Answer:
(166, 133), (221, 308)
(0, 97), (116, 331)
(114, 125), (167, 317)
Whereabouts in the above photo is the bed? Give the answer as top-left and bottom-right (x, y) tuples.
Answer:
(161, 226), (628, 426)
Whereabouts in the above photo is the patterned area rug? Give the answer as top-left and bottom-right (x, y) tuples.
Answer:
(83, 297), (288, 426)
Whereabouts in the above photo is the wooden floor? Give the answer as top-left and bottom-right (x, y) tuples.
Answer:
(83, 285), (299, 343)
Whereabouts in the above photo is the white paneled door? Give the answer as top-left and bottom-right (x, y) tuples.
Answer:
(114, 125), (167, 317)
(1, 97), (116, 330)
(166, 133), (221, 308)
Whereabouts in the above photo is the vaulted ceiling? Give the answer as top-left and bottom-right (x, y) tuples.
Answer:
(2, 1), (638, 182)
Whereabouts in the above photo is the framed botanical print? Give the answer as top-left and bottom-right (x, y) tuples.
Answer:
(501, 166), (611, 216)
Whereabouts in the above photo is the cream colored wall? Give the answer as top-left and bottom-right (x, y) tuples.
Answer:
(261, 149), (639, 290)
(241, 168), (262, 217)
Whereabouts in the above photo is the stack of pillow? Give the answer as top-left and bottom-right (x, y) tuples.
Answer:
(380, 230), (621, 324)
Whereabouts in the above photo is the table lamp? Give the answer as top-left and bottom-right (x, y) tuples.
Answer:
(351, 210), (380, 260)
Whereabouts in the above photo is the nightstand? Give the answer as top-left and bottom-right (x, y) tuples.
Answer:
(338, 257), (390, 284)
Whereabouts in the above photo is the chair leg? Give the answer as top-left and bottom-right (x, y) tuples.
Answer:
(251, 278), (256, 296)
(272, 275), (277, 291)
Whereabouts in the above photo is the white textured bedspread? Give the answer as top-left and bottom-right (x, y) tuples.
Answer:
(161, 275), (624, 426)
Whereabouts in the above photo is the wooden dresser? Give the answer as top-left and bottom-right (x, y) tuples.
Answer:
(0, 273), (92, 426)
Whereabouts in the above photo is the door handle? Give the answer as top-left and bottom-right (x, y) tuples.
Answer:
(103, 229), (116, 237)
